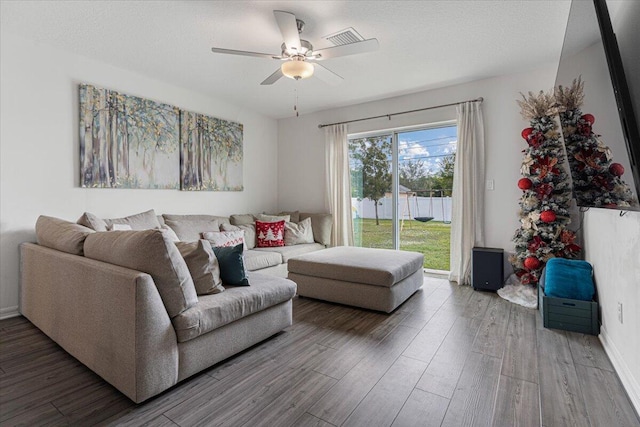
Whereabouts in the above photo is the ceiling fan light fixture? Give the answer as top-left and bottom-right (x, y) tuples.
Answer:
(281, 59), (314, 80)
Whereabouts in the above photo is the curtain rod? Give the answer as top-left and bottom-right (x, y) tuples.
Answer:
(317, 97), (483, 129)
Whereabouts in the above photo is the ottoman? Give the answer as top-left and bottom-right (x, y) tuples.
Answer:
(288, 246), (424, 313)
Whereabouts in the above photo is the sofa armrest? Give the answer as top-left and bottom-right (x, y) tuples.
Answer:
(20, 243), (179, 403)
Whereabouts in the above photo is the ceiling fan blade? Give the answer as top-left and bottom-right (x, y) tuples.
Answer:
(312, 38), (379, 60)
(211, 47), (280, 60)
(313, 63), (343, 86)
(261, 68), (284, 85)
(273, 10), (301, 53)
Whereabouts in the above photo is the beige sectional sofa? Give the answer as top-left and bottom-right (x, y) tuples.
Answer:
(19, 210), (332, 403)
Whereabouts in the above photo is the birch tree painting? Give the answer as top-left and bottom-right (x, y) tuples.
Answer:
(79, 84), (179, 189)
(180, 110), (243, 191)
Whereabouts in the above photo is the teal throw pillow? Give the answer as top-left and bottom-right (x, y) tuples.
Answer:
(211, 243), (249, 286)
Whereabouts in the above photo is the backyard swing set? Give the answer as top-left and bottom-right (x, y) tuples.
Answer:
(400, 189), (451, 230)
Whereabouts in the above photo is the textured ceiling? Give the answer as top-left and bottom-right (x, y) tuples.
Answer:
(1, 1), (572, 119)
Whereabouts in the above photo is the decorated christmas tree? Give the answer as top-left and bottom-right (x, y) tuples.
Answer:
(555, 77), (637, 208)
(510, 90), (581, 285)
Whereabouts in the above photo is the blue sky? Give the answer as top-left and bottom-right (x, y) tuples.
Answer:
(398, 125), (457, 175)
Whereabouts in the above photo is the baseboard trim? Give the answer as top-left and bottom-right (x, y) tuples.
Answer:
(423, 268), (449, 279)
(0, 306), (20, 320)
(599, 325), (640, 416)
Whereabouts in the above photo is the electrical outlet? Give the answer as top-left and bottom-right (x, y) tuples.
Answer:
(486, 179), (495, 191)
(617, 302), (623, 323)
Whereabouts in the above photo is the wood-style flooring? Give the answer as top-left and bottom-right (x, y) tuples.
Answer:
(1, 275), (638, 426)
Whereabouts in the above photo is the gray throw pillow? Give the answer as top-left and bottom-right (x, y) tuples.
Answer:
(299, 213), (333, 246)
(175, 240), (224, 295)
(77, 212), (108, 231)
(161, 225), (180, 242)
(36, 215), (95, 255)
(83, 229), (198, 318)
(284, 217), (314, 246)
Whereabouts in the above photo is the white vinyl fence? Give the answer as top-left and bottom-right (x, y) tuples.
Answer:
(352, 196), (452, 222)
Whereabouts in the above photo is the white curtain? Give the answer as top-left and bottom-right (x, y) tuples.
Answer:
(325, 124), (354, 246)
(449, 101), (485, 285)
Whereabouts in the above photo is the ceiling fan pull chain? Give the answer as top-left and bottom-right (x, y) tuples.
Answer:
(294, 88), (299, 117)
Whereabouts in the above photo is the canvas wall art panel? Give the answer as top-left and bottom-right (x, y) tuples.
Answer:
(180, 110), (243, 191)
(79, 84), (179, 189)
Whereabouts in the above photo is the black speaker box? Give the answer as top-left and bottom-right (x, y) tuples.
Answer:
(472, 247), (504, 291)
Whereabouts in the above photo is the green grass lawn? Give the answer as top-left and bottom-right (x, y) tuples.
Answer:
(353, 218), (451, 271)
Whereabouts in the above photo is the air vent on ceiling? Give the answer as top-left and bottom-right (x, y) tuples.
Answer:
(323, 27), (364, 46)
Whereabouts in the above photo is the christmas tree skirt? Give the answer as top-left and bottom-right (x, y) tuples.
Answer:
(497, 274), (538, 309)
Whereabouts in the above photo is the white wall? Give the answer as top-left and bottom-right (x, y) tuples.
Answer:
(278, 64), (559, 252)
(583, 210), (640, 412)
(0, 33), (279, 317)
(583, 0), (640, 414)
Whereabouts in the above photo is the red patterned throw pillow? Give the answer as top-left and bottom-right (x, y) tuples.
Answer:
(255, 220), (285, 247)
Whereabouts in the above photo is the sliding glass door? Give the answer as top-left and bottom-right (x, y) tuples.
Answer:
(349, 124), (457, 271)
(349, 134), (393, 249)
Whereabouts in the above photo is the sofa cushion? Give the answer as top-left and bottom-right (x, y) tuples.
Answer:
(202, 230), (247, 250)
(175, 240), (224, 295)
(256, 220), (285, 248)
(220, 223), (256, 249)
(163, 215), (220, 242)
(299, 213), (333, 246)
(172, 272), (296, 342)
(256, 213), (290, 223)
(36, 216), (95, 255)
(83, 229), (198, 317)
(211, 244), (249, 287)
(107, 209), (161, 230)
(278, 210), (300, 223)
(78, 209), (162, 232)
(163, 213), (230, 226)
(252, 243), (325, 263)
(284, 217), (314, 246)
(229, 213), (256, 226)
(243, 249), (282, 271)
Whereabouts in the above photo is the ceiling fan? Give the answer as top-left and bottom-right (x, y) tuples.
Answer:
(211, 10), (379, 85)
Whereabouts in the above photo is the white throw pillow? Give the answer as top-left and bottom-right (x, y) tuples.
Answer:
(202, 230), (247, 251)
(221, 223), (256, 249)
(109, 223), (133, 231)
(284, 217), (314, 246)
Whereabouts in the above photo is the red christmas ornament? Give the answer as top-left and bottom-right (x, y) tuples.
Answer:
(540, 210), (557, 223)
(609, 162), (624, 177)
(518, 178), (533, 190)
(521, 128), (534, 140)
(524, 257), (541, 270)
(581, 113), (595, 125)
